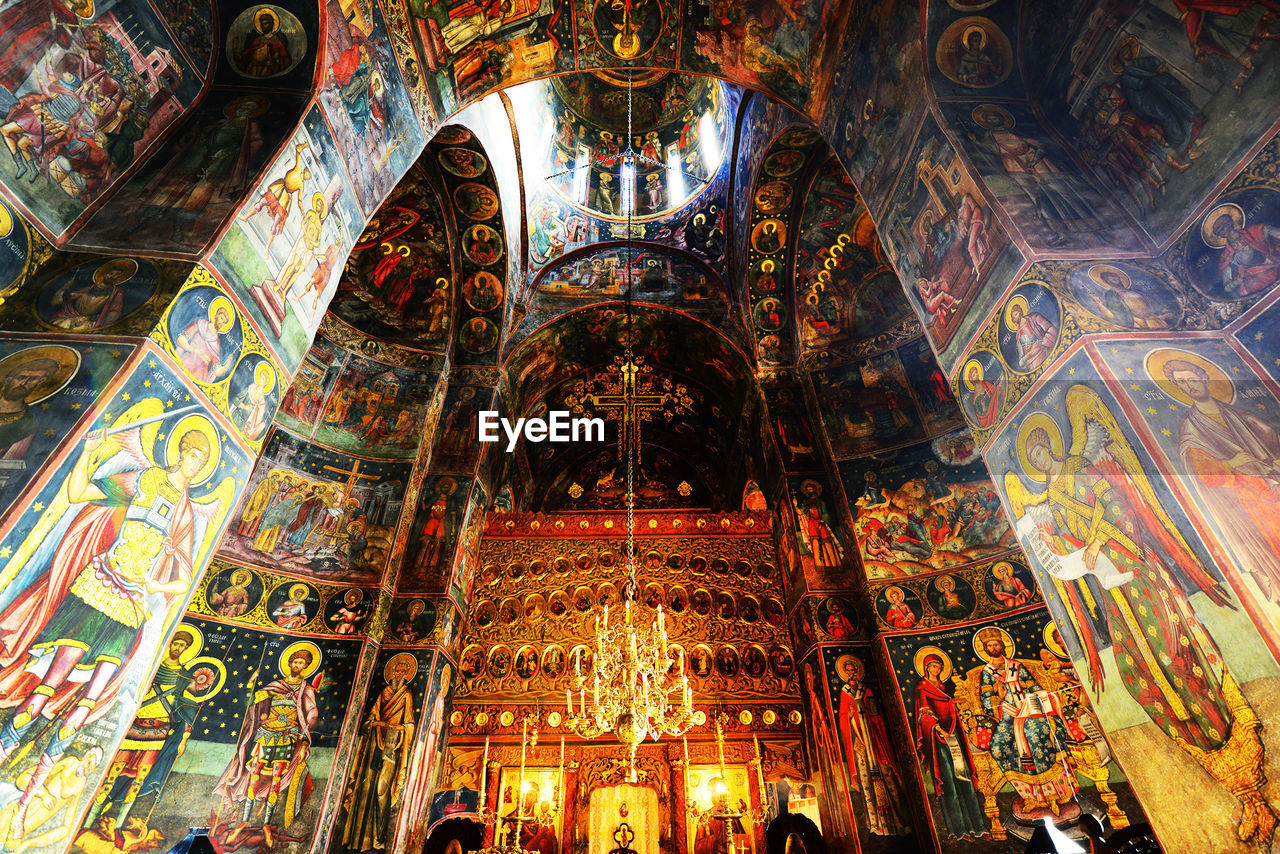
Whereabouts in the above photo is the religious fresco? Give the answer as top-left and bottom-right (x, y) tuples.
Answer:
(400, 474), (475, 595)
(785, 473), (855, 591)
(682, 0), (853, 114)
(319, 0), (425, 216)
(217, 428), (413, 585)
(151, 0), (214, 74)
(809, 351), (929, 458)
(823, 0), (925, 216)
(882, 609), (1145, 851)
(326, 647), (436, 854)
(0, 254), (189, 339)
(794, 157), (916, 360)
(213, 0), (320, 90)
(730, 95), (785, 297)
(0, 354), (250, 854)
(938, 100), (1144, 253)
(532, 244), (725, 309)
(878, 116), (1023, 369)
(78, 90), (307, 256)
(66, 617), (362, 854)
(0, 336), (133, 517)
(0, 0), (203, 235)
(151, 270), (283, 448)
(1032, 0), (1280, 240)
(745, 130), (825, 367)
(211, 106), (364, 373)
(812, 646), (916, 851)
(435, 133), (506, 365)
(333, 162), (454, 350)
(987, 348), (1280, 851)
(273, 335), (440, 460)
(396, 653), (455, 854)
(535, 74), (726, 221)
(838, 436), (1015, 580)
(189, 560), (383, 638)
(927, 5), (1022, 100)
(1092, 335), (1280, 652)
(866, 556), (1042, 633)
(1164, 135), (1280, 311)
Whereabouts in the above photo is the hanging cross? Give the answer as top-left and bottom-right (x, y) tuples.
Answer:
(568, 355), (690, 469)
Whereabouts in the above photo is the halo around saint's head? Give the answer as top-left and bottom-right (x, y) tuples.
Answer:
(279, 640), (323, 678)
(1145, 348), (1234, 407)
(914, 646), (952, 681)
(166, 414), (221, 484)
(1016, 411), (1063, 483)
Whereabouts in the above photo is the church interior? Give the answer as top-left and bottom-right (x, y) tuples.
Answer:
(1, 2), (1280, 854)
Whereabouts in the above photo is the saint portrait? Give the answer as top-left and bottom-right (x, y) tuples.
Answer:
(997, 286), (1059, 374)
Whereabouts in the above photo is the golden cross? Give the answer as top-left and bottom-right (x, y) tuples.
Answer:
(585, 356), (677, 468)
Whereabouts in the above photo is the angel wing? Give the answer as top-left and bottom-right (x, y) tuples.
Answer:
(1002, 470), (1048, 519)
(189, 475), (235, 568)
(1064, 385), (1206, 573)
(0, 400), (163, 600)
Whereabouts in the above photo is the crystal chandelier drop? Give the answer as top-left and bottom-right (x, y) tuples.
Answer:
(562, 73), (696, 776)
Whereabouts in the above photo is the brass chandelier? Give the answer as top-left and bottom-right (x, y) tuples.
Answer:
(560, 73), (696, 778)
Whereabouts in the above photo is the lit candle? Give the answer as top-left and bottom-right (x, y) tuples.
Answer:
(517, 718), (528, 831)
(580, 688), (587, 716)
(566, 689), (572, 715)
(575, 651), (581, 678)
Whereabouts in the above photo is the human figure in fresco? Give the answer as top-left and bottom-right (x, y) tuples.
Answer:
(834, 655), (908, 836)
(0, 355), (59, 462)
(1004, 385), (1275, 843)
(823, 599), (856, 639)
(232, 362), (274, 441)
(237, 472), (280, 539)
(974, 628), (1077, 817)
(234, 7), (293, 78)
(48, 259), (134, 331)
(914, 650), (987, 840)
(330, 589), (370, 636)
(0, 412), (223, 830)
(414, 479), (455, 573)
(1005, 296), (1057, 373)
(338, 653), (416, 853)
(1111, 38), (1205, 168)
(1204, 202), (1280, 297)
(210, 568), (254, 617)
(1156, 353), (1280, 606)
(242, 142), (311, 250)
(216, 644), (322, 848)
(879, 587), (915, 629)
(176, 302), (236, 384)
(83, 628), (221, 827)
(801, 662), (852, 839)
(989, 562), (1032, 608)
(272, 584), (311, 629)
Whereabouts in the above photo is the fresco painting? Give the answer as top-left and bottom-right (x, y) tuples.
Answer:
(810, 352), (927, 458)
(319, 0), (426, 215)
(211, 106), (363, 372)
(0, 355), (250, 854)
(838, 438), (1013, 579)
(0, 337), (130, 517)
(67, 619), (362, 854)
(274, 340), (439, 460)
(988, 350), (1280, 851)
(217, 429), (412, 585)
(80, 90), (306, 256)
(1036, 0), (1280, 238)
(883, 610), (1145, 850)
(0, 0), (202, 233)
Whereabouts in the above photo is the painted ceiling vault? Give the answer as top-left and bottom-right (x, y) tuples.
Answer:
(3, 3), (1280, 854)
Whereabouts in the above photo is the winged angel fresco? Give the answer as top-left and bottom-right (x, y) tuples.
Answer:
(1004, 385), (1274, 845)
(0, 398), (232, 834)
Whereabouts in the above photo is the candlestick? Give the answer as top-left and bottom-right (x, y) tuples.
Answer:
(479, 737), (489, 816)
(682, 735), (691, 818)
(715, 715), (728, 781)
(753, 736), (767, 800)
(580, 688), (587, 716)
(516, 718), (529, 841)
(565, 689), (572, 715)
(558, 738), (565, 808)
